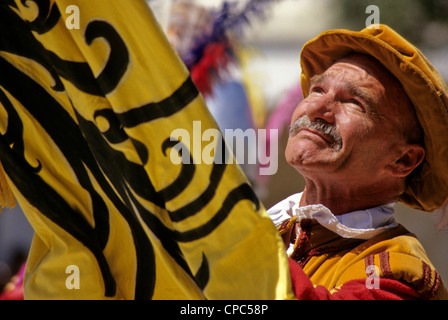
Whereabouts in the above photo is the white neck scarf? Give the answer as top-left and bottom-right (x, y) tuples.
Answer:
(268, 192), (398, 240)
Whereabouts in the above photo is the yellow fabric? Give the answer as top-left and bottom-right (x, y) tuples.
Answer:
(0, 1), (294, 300)
(299, 24), (448, 212)
(0, 160), (15, 209)
(282, 219), (448, 299)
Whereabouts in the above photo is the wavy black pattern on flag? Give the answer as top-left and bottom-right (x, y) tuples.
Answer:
(0, 1), (260, 299)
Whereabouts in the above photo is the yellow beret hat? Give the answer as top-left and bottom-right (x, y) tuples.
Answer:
(299, 24), (448, 212)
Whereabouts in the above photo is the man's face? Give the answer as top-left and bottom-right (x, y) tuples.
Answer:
(285, 54), (413, 185)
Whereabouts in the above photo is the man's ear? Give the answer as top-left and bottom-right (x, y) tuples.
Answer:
(385, 144), (425, 177)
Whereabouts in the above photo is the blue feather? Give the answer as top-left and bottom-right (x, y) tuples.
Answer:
(184, 0), (283, 70)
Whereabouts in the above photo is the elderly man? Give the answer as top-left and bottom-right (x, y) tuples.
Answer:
(268, 25), (448, 299)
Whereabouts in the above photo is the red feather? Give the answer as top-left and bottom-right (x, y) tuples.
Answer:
(190, 42), (234, 97)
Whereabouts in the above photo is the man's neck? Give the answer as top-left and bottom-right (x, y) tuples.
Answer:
(300, 178), (401, 215)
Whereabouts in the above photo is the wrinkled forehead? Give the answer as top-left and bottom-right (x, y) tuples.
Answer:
(332, 53), (401, 88)
(310, 66), (381, 112)
(310, 62), (381, 89)
(320, 53), (412, 107)
(309, 53), (416, 126)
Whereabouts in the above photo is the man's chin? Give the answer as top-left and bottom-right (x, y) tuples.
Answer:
(286, 147), (344, 175)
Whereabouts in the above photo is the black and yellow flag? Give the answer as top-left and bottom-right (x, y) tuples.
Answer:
(0, 0), (294, 299)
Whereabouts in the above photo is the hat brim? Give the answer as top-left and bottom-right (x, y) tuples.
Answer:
(299, 25), (448, 212)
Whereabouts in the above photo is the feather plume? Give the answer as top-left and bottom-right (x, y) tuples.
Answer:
(184, 0), (283, 70)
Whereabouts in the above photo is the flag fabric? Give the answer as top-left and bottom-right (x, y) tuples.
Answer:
(0, 0), (293, 299)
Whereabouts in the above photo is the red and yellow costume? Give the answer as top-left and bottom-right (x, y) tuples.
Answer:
(283, 218), (447, 299)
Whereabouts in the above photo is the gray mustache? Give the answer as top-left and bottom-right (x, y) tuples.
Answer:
(289, 116), (343, 150)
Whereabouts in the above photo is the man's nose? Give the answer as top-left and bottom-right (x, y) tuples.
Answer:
(305, 95), (335, 124)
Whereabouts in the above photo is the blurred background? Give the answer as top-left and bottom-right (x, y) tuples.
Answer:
(1, 0), (448, 294)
